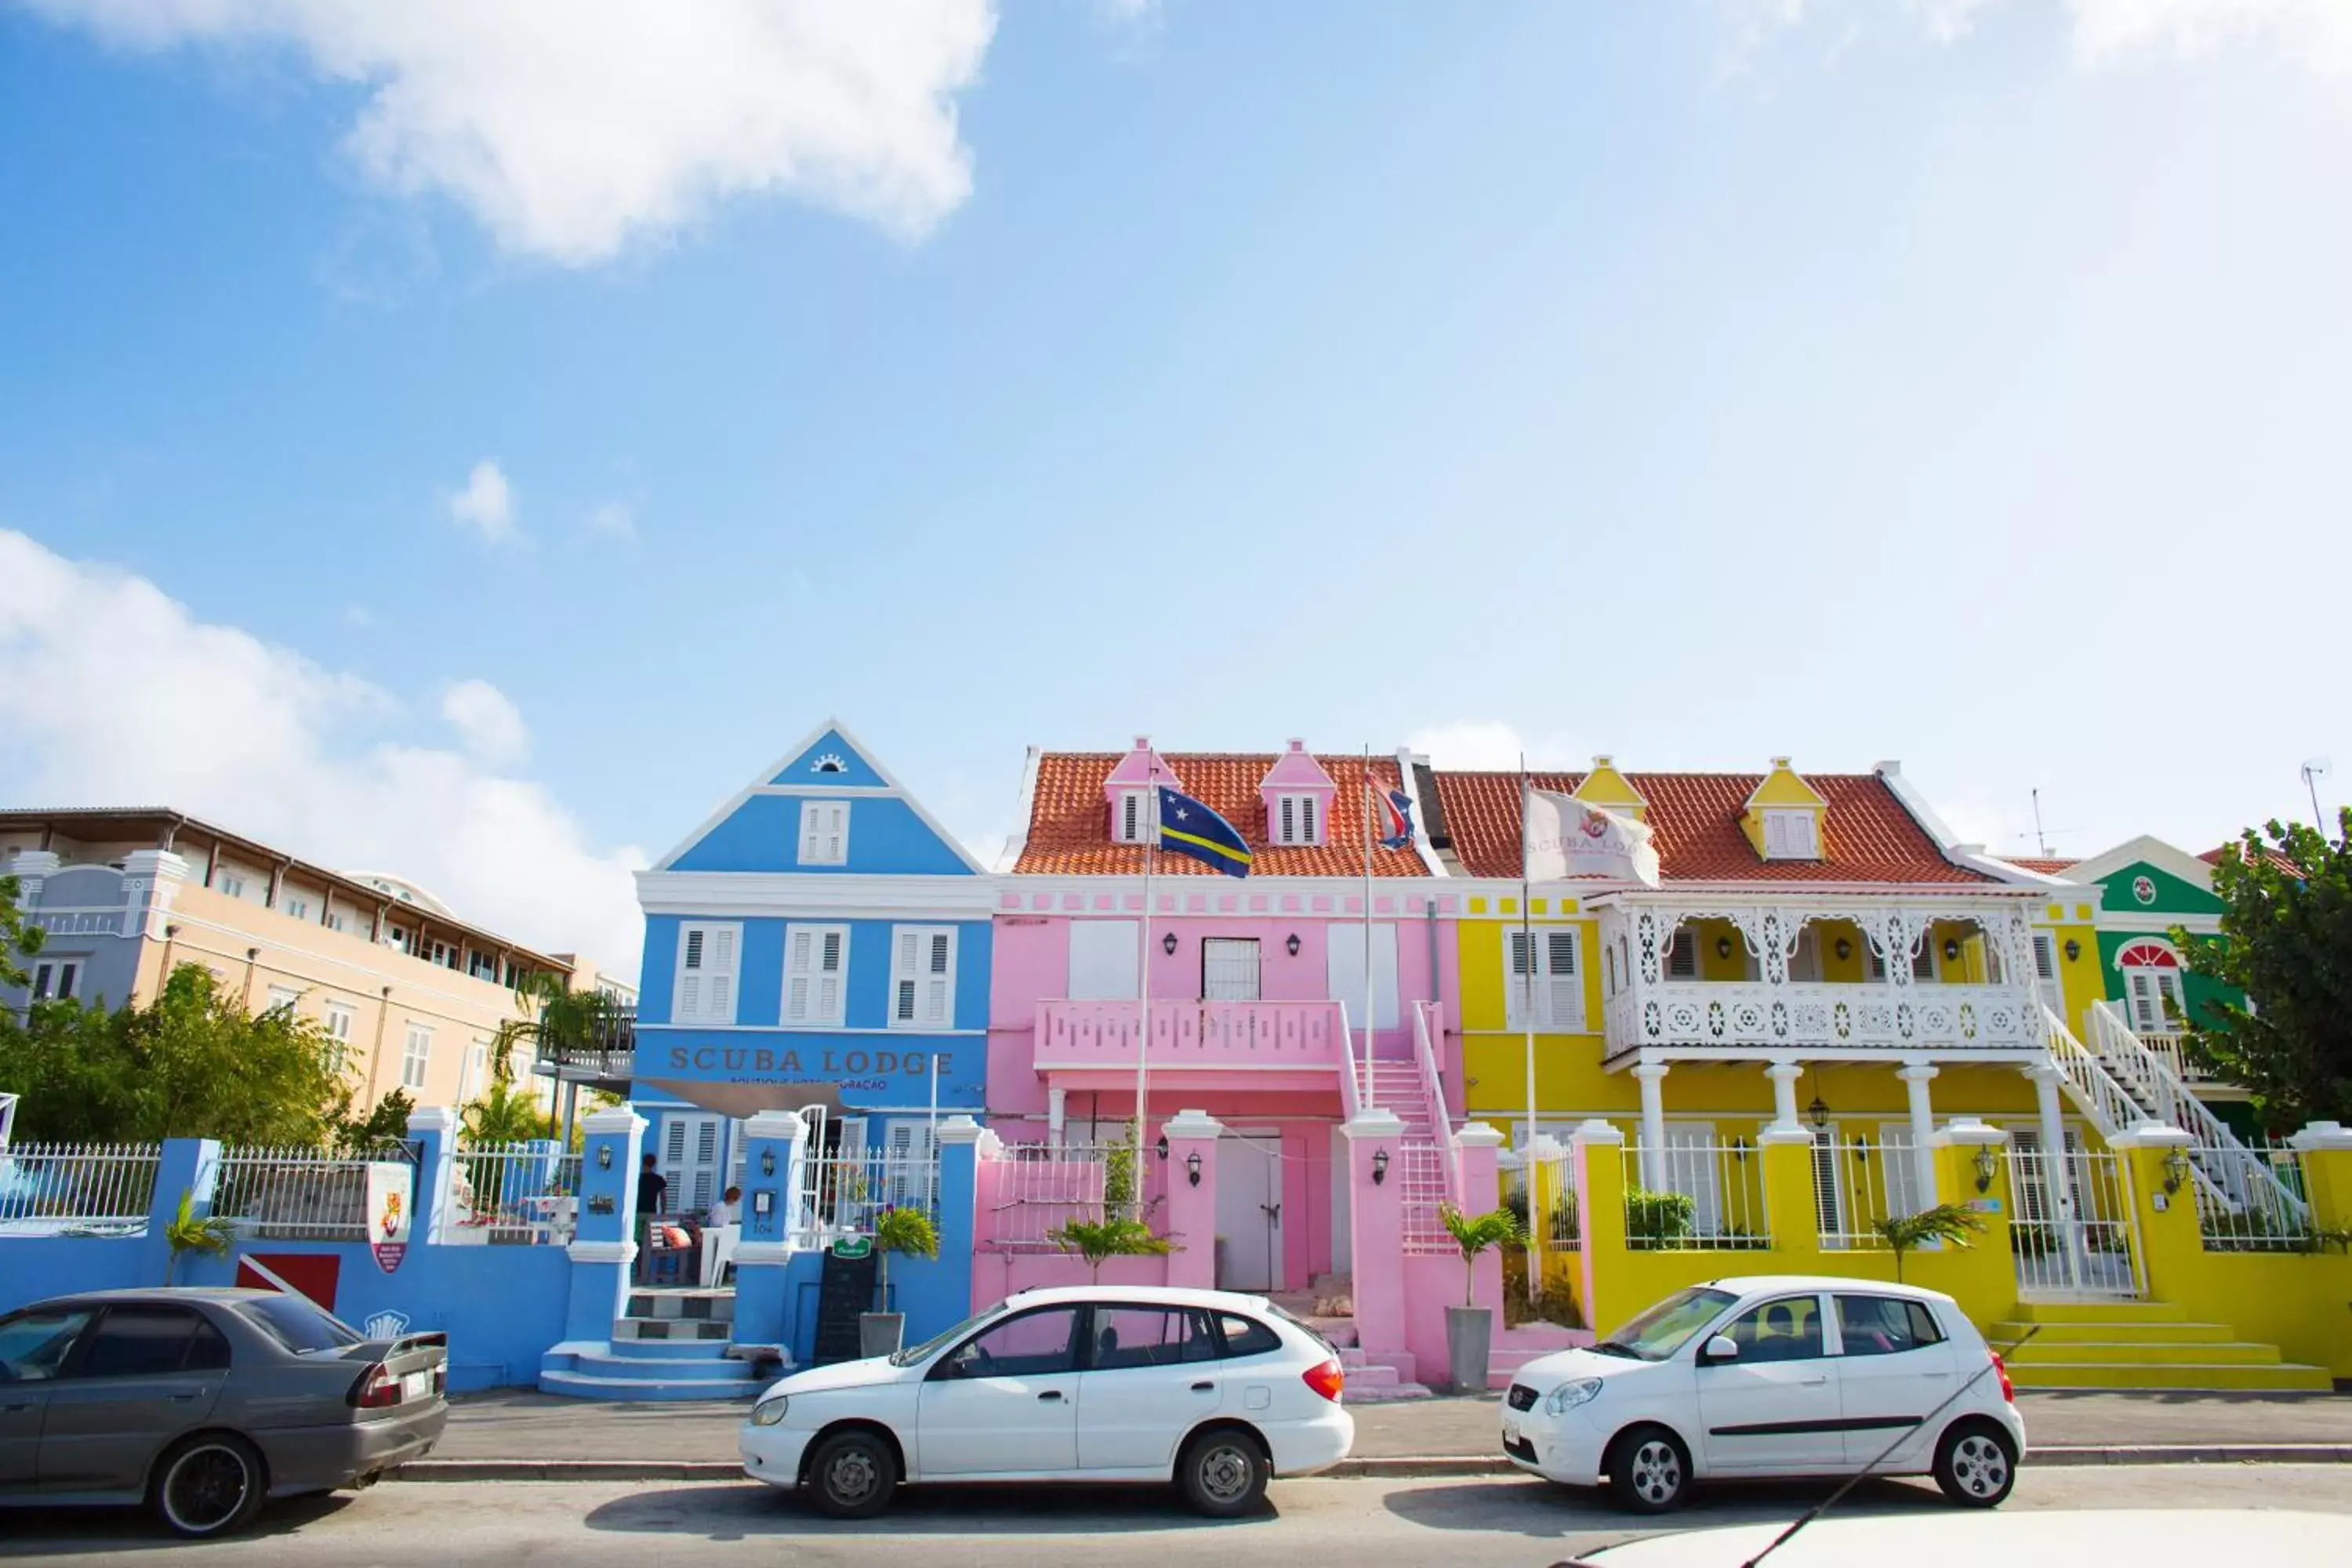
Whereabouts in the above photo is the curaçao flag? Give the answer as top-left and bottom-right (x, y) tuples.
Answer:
(1157, 786), (1253, 877)
(1367, 776), (1414, 851)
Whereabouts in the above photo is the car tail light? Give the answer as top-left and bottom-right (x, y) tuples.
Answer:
(434, 1366), (447, 1397)
(1301, 1359), (1345, 1403)
(348, 1363), (402, 1410)
(1991, 1352), (2014, 1403)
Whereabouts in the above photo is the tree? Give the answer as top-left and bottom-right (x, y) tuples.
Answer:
(459, 1080), (553, 1147)
(2175, 813), (2352, 1127)
(1871, 1203), (1984, 1283)
(329, 1087), (416, 1153)
(0, 965), (347, 1145)
(1045, 1217), (1173, 1282)
(488, 974), (625, 1086)
(0, 873), (43, 990)
(1439, 1203), (1528, 1308)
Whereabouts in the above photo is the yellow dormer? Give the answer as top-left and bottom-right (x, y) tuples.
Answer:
(1740, 757), (1828, 861)
(1573, 755), (1648, 822)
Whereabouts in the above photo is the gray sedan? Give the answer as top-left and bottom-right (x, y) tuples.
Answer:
(0, 1286), (448, 1537)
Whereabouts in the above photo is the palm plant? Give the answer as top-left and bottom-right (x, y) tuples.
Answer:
(1872, 1202), (1985, 1282)
(1439, 1203), (1527, 1308)
(490, 975), (626, 1097)
(162, 1189), (235, 1285)
(1046, 1217), (1173, 1282)
(873, 1206), (940, 1311)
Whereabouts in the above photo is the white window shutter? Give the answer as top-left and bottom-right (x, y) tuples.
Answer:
(1301, 794), (1317, 844)
(786, 927), (814, 1022)
(924, 931), (953, 1025)
(2031, 934), (2055, 980)
(678, 927), (705, 1021)
(1504, 930), (1534, 1031)
(1544, 930), (1578, 1029)
(1120, 791), (1140, 843)
(1279, 796), (1295, 844)
(817, 927), (845, 1023)
(706, 927), (736, 1021)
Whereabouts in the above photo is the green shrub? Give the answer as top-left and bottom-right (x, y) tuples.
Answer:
(1624, 1188), (1695, 1247)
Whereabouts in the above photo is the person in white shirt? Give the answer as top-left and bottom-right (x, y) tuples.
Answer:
(706, 1186), (740, 1230)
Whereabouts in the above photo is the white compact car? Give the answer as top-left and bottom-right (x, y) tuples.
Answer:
(739, 1284), (1356, 1518)
(1502, 1276), (2025, 1514)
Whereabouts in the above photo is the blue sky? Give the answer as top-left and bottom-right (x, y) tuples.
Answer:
(3, 2), (2347, 972)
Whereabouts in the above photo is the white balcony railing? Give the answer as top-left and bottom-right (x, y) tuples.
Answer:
(1034, 999), (1348, 1072)
(1607, 980), (2043, 1057)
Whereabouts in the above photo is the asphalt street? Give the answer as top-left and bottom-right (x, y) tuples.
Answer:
(3, 1465), (2347, 1566)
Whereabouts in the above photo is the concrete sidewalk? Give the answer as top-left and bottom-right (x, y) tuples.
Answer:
(427, 1388), (2352, 1470)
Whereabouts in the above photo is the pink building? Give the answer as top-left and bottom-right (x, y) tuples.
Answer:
(987, 738), (1461, 1301)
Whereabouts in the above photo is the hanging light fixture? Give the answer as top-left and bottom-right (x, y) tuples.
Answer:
(1162, 931), (1179, 956)
(1286, 933), (1302, 957)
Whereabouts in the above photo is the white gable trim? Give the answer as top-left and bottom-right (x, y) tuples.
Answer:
(994, 746), (1043, 873)
(637, 870), (999, 919)
(1396, 748), (1454, 878)
(2061, 835), (2217, 897)
(651, 715), (986, 875)
(1871, 761), (2055, 887)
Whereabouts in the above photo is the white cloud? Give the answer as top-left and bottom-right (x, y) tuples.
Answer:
(1403, 721), (1579, 773)
(26, 0), (997, 264)
(1911, 0), (1997, 42)
(446, 459), (517, 544)
(2069, 0), (2352, 74)
(0, 528), (645, 974)
(584, 500), (636, 543)
(439, 678), (529, 768)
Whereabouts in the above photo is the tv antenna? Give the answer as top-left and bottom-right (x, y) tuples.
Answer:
(2302, 757), (2332, 831)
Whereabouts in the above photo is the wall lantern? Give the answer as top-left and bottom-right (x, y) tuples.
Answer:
(1186, 1151), (1203, 1188)
(760, 1148), (777, 1178)
(1973, 1145), (1998, 1194)
(1731, 1137), (1750, 1163)
(2163, 1146), (2192, 1196)
(1715, 935), (1734, 960)
(1834, 938), (1853, 961)
(2063, 939), (2082, 963)
(1162, 931), (1179, 956)
(1807, 1094), (1831, 1130)
(1371, 1149), (1391, 1186)
(597, 1145), (613, 1171)
(1286, 932), (1302, 957)
(1943, 938), (1962, 963)
(1852, 1136), (1871, 1163)
(1156, 1134), (1170, 1162)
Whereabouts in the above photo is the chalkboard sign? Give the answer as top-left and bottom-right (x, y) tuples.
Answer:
(811, 1248), (879, 1365)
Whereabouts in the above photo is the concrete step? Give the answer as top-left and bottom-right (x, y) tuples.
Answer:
(2005, 1360), (2332, 1392)
(1987, 1319), (2236, 1346)
(1344, 1381), (1434, 1404)
(2005, 1339), (2285, 1367)
(606, 1337), (739, 1361)
(572, 1351), (764, 1383)
(540, 1368), (764, 1402)
(625, 1287), (736, 1323)
(2010, 1299), (2187, 1325)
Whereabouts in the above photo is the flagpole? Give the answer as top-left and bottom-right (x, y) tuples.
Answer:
(1136, 756), (1155, 1221)
(1521, 756), (1541, 1302)
(1361, 744), (1377, 1114)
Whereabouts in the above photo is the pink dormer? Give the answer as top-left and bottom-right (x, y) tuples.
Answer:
(1104, 735), (1181, 844)
(1260, 739), (1336, 848)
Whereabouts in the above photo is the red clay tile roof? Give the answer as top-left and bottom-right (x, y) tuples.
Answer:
(1432, 770), (1991, 885)
(2200, 844), (2303, 877)
(1014, 753), (1425, 877)
(2003, 857), (2080, 876)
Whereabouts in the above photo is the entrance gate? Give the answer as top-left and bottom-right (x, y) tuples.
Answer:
(2005, 1145), (2143, 1299)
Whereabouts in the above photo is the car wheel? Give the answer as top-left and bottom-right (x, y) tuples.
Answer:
(805, 1429), (898, 1519)
(1605, 1425), (1690, 1514)
(151, 1433), (267, 1539)
(1180, 1428), (1269, 1518)
(1933, 1419), (2017, 1508)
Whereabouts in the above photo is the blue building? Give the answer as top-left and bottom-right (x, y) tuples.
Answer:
(627, 720), (993, 1212)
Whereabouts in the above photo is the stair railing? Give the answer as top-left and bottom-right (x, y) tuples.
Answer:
(2041, 1006), (2147, 1141)
(1410, 1000), (1463, 1206)
(2086, 1001), (2308, 1225)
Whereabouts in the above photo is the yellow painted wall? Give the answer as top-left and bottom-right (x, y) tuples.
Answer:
(1814, 920), (1868, 984)
(1461, 1054), (2047, 1124)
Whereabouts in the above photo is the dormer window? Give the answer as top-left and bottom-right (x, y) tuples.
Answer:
(1113, 789), (1152, 844)
(1761, 809), (1820, 860)
(1273, 792), (1321, 847)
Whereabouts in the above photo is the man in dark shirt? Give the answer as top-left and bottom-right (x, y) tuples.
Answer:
(635, 1152), (669, 1282)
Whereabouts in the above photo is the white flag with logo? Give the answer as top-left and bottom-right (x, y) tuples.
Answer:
(1523, 789), (1661, 887)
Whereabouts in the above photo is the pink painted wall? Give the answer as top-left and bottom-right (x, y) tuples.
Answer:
(971, 1250), (1174, 1309)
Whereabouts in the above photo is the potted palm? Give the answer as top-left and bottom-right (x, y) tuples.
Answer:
(1045, 1217), (1174, 1283)
(1439, 1203), (1526, 1395)
(1871, 1202), (1985, 1283)
(862, 1207), (939, 1357)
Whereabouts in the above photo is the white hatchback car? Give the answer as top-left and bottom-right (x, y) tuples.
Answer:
(1502, 1276), (2025, 1514)
(739, 1284), (1355, 1518)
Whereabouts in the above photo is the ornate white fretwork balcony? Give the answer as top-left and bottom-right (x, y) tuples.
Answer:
(1595, 896), (2047, 1065)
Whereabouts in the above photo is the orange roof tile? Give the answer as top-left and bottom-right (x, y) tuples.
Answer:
(2003, 857), (2080, 876)
(1014, 753), (1425, 877)
(1433, 770), (1990, 886)
(2200, 844), (2303, 877)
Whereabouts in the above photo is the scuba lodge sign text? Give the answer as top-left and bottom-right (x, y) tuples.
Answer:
(662, 1043), (955, 1091)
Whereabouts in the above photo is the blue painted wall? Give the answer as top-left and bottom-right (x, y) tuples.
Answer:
(641, 916), (992, 1033)
(0, 864), (145, 1013)
(669, 795), (972, 876)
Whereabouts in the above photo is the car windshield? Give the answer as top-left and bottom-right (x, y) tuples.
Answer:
(1590, 1287), (1740, 1362)
(238, 1294), (365, 1355)
(890, 1301), (1006, 1367)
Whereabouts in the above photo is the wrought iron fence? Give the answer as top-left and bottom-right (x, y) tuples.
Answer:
(794, 1142), (942, 1246)
(452, 1142), (582, 1245)
(1621, 1141), (1772, 1250)
(975, 1141), (1127, 1250)
(2194, 1138), (2318, 1252)
(1810, 1136), (1904, 1251)
(214, 1145), (409, 1240)
(0, 1142), (162, 1231)
(1398, 1144), (1455, 1257)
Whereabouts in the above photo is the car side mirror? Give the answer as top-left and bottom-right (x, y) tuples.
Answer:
(1698, 1335), (1740, 1365)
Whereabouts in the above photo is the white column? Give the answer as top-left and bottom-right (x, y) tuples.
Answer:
(1047, 1087), (1067, 1150)
(1633, 1061), (1671, 1188)
(1765, 1061), (1805, 1136)
(1897, 1062), (1939, 1213)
